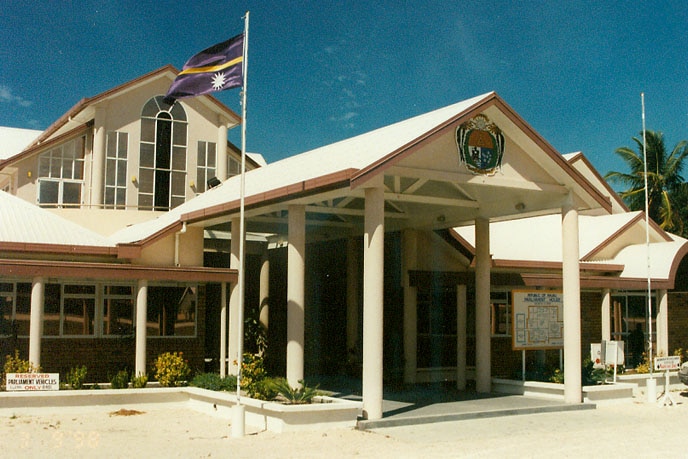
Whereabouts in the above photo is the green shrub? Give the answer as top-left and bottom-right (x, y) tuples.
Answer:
(110, 370), (129, 389)
(65, 365), (87, 390)
(268, 378), (321, 404)
(131, 373), (148, 388)
(154, 352), (191, 387)
(2, 350), (41, 390)
(191, 372), (237, 392)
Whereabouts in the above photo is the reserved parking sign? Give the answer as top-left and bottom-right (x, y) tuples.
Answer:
(5, 373), (59, 391)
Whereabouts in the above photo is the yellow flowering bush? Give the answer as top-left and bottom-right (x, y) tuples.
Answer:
(153, 352), (191, 387)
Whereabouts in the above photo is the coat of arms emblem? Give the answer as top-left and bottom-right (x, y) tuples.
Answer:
(456, 114), (504, 175)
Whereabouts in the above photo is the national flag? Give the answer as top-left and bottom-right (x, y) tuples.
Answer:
(165, 33), (244, 102)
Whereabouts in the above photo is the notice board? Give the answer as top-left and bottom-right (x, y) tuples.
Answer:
(512, 290), (563, 350)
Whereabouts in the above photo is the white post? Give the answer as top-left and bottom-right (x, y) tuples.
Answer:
(362, 185), (385, 420)
(220, 282), (227, 377)
(216, 120), (228, 181)
(28, 277), (44, 368)
(287, 204), (306, 388)
(562, 193), (582, 404)
(475, 217), (491, 393)
(259, 249), (270, 346)
(656, 289), (668, 356)
(91, 107), (106, 208)
(601, 288), (611, 343)
(135, 279), (148, 376)
(228, 216), (241, 376)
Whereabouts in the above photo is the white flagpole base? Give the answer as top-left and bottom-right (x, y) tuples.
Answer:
(646, 378), (657, 403)
(231, 404), (245, 437)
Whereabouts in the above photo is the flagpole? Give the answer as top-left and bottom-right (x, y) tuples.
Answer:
(641, 92), (656, 401)
(232, 10), (249, 437)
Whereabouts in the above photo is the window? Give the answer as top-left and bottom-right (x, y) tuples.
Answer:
(139, 96), (187, 210)
(491, 290), (510, 336)
(105, 131), (128, 208)
(103, 285), (134, 336)
(228, 155), (241, 177)
(611, 292), (656, 366)
(196, 141), (217, 193)
(417, 286), (457, 368)
(37, 136), (85, 207)
(0, 282), (30, 336)
(147, 286), (197, 337)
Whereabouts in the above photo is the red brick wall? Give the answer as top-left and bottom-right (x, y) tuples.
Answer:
(1, 285), (207, 384)
(668, 292), (688, 354)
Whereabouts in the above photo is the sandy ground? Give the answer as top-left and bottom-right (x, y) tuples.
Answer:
(1, 393), (687, 458)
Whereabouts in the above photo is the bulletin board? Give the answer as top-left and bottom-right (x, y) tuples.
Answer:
(512, 290), (564, 350)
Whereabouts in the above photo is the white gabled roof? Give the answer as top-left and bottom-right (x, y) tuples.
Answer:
(453, 212), (688, 282)
(0, 126), (42, 160)
(110, 92), (495, 244)
(0, 191), (114, 247)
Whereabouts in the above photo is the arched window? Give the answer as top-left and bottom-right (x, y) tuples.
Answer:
(138, 96), (187, 210)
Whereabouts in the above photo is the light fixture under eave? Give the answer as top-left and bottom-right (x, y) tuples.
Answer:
(515, 202), (526, 211)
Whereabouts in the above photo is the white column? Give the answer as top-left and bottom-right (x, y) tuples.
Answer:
(656, 289), (669, 356)
(456, 284), (467, 391)
(220, 282), (228, 377)
(91, 106), (106, 208)
(228, 216), (241, 375)
(135, 279), (148, 376)
(346, 237), (359, 363)
(475, 217), (491, 393)
(601, 288), (611, 342)
(287, 205), (306, 387)
(402, 229), (417, 384)
(362, 185), (385, 420)
(259, 249), (270, 350)
(216, 120), (228, 181)
(562, 194), (582, 404)
(28, 277), (44, 368)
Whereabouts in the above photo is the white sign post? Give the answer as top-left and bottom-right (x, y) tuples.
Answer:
(654, 356), (680, 407)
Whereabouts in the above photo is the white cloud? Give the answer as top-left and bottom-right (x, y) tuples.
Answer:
(0, 85), (33, 108)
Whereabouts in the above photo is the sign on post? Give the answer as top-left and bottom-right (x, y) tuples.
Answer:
(654, 356), (681, 371)
(5, 373), (59, 391)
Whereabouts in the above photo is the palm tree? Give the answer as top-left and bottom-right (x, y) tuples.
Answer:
(605, 131), (688, 234)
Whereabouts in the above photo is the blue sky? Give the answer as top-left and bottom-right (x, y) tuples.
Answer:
(1, 1), (686, 180)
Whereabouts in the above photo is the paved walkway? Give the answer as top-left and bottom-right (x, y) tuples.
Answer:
(320, 379), (595, 430)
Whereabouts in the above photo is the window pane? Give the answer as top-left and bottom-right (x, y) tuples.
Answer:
(0, 287), (12, 336)
(105, 187), (115, 206)
(139, 168), (154, 193)
(170, 102), (187, 121)
(172, 122), (187, 145)
(207, 143), (216, 167)
(62, 182), (82, 205)
(16, 283), (31, 336)
(197, 141), (206, 166)
(142, 99), (159, 117)
(104, 298), (134, 336)
(63, 297), (95, 335)
(117, 160), (127, 185)
(141, 118), (156, 142)
(116, 188), (126, 207)
(118, 132), (128, 158)
(38, 156), (51, 177)
(106, 158), (116, 185)
(38, 180), (59, 205)
(43, 284), (60, 336)
(107, 133), (117, 158)
(172, 147), (186, 171)
(140, 142), (154, 168)
(171, 171), (185, 196)
(50, 152), (61, 177)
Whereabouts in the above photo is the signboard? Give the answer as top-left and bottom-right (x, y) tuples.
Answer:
(512, 290), (563, 350)
(5, 373), (59, 391)
(591, 341), (625, 368)
(654, 356), (681, 371)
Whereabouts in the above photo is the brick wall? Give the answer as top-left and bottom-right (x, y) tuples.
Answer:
(668, 292), (688, 354)
(1, 285), (207, 384)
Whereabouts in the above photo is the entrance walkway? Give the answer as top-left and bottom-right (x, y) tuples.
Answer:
(317, 378), (596, 430)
